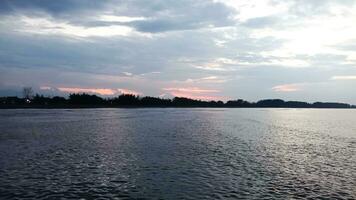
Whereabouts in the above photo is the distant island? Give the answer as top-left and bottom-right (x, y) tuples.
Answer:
(1, 92), (355, 109)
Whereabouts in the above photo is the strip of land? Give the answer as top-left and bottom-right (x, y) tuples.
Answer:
(1, 93), (355, 109)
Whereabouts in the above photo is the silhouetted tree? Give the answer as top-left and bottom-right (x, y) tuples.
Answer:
(32, 94), (50, 105)
(226, 99), (253, 107)
(173, 97), (202, 107)
(69, 93), (104, 105)
(0, 97), (23, 105)
(111, 94), (140, 106)
(211, 100), (224, 107)
(23, 87), (33, 102)
(285, 101), (311, 108)
(256, 99), (285, 107)
(313, 102), (351, 108)
(0, 92), (355, 108)
(140, 96), (172, 107)
(50, 96), (67, 105)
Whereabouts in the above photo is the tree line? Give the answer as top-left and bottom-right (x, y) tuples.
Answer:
(1, 92), (355, 108)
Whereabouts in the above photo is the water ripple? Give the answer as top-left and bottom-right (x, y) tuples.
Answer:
(0, 108), (355, 199)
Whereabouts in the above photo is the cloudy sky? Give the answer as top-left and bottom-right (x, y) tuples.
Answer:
(1, 0), (356, 103)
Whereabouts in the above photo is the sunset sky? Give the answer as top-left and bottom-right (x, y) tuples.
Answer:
(1, 0), (356, 103)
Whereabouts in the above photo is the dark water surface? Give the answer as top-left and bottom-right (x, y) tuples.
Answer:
(0, 108), (355, 199)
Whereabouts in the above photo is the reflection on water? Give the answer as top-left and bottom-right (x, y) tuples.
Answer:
(0, 108), (355, 199)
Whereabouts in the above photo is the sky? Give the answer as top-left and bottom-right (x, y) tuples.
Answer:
(0, 0), (356, 103)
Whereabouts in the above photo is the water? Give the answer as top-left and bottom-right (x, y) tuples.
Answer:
(0, 108), (355, 199)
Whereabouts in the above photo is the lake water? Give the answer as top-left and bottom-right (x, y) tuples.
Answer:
(0, 108), (355, 199)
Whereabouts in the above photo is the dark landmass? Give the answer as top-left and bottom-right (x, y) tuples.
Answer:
(0, 93), (355, 109)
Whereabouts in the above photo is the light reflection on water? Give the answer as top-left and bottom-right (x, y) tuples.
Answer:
(0, 108), (355, 199)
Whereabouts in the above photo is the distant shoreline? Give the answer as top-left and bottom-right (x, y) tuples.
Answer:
(1, 105), (355, 109)
(1, 93), (355, 109)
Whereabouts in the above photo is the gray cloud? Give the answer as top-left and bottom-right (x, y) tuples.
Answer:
(127, 1), (235, 32)
(242, 16), (279, 28)
(0, 0), (108, 15)
(0, 0), (236, 33)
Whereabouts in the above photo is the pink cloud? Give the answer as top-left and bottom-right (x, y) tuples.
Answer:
(163, 87), (219, 93)
(56, 87), (142, 96)
(272, 84), (302, 92)
(58, 87), (117, 95)
(163, 87), (226, 101)
(117, 88), (142, 96)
